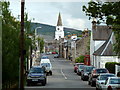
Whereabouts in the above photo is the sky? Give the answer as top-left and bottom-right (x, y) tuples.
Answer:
(7, 0), (93, 30)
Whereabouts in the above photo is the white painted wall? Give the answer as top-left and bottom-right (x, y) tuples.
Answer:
(96, 56), (119, 68)
(90, 32), (106, 67)
(55, 26), (64, 40)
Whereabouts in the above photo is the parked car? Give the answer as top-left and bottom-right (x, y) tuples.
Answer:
(96, 73), (116, 90)
(54, 54), (59, 58)
(52, 52), (57, 54)
(46, 52), (50, 55)
(41, 56), (49, 59)
(77, 64), (85, 75)
(81, 66), (95, 81)
(74, 63), (84, 73)
(26, 66), (47, 86)
(88, 68), (109, 87)
(40, 59), (52, 75)
(101, 77), (120, 90)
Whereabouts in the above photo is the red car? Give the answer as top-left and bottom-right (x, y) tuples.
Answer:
(74, 63), (84, 73)
(52, 52), (57, 54)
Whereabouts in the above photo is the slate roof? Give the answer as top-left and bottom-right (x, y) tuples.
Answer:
(93, 25), (112, 40)
(93, 33), (116, 56)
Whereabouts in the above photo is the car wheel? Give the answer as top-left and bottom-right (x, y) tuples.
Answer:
(42, 81), (46, 86)
(74, 70), (76, 73)
(82, 77), (85, 81)
(45, 78), (47, 84)
(50, 71), (52, 75)
(91, 81), (95, 87)
(96, 87), (99, 90)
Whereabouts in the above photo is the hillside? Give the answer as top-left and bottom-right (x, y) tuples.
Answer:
(30, 22), (82, 40)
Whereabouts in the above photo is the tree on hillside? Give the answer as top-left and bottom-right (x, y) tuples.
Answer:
(83, 1), (120, 57)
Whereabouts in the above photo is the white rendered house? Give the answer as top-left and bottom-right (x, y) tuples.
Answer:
(90, 21), (120, 68)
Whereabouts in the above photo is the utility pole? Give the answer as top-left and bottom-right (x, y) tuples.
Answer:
(20, 0), (25, 89)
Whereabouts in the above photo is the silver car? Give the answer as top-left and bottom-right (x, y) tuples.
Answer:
(101, 77), (120, 90)
(96, 73), (116, 90)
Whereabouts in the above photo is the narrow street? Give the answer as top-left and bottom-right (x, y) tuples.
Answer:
(25, 55), (95, 89)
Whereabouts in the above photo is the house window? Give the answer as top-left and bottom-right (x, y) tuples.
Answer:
(58, 28), (59, 30)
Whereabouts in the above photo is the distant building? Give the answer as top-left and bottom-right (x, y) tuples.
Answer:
(82, 28), (89, 37)
(54, 13), (64, 40)
(71, 35), (77, 41)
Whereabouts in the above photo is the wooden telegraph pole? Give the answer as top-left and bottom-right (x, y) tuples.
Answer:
(20, 0), (25, 89)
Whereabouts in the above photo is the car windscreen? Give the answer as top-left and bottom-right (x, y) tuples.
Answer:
(30, 67), (44, 73)
(85, 67), (94, 72)
(41, 63), (50, 67)
(100, 75), (115, 80)
(96, 69), (108, 73)
(109, 78), (120, 84)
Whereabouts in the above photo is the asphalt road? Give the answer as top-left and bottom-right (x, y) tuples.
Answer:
(25, 54), (95, 89)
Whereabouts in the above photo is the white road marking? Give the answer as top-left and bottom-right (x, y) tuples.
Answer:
(61, 68), (67, 80)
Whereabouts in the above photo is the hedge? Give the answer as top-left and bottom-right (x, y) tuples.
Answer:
(75, 55), (85, 63)
(105, 62), (120, 74)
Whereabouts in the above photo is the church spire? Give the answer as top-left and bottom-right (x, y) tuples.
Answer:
(57, 12), (62, 26)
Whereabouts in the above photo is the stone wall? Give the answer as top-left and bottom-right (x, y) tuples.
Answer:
(76, 36), (90, 57)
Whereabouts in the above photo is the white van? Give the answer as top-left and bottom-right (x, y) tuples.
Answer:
(40, 59), (52, 75)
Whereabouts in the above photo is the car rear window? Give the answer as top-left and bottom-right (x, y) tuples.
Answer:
(109, 78), (120, 84)
(41, 56), (48, 59)
(85, 67), (94, 72)
(41, 63), (50, 67)
(96, 69), (108, 73)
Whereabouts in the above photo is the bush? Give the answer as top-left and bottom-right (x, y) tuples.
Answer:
(75, 55), (85, 63)
(105, 62), (120, 74)
(117, 71), (120, 77)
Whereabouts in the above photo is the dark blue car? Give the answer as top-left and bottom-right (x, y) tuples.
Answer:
(26, 66), (47, 86)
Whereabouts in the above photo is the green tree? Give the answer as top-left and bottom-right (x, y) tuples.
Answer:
(2, 1), (20, 88)
(83, 1), (120, 57)
(2, 1), (33, 88)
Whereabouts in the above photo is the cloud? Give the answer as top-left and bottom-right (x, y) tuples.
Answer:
(65, 18), (85, 30)
(49, 2), (88, 19)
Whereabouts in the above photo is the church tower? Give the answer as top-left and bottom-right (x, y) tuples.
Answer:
(55, 12), (64, 40)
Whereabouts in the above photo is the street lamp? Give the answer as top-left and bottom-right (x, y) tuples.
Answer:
(34, 27), (42, 57)
(35, 27), (41, 37)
